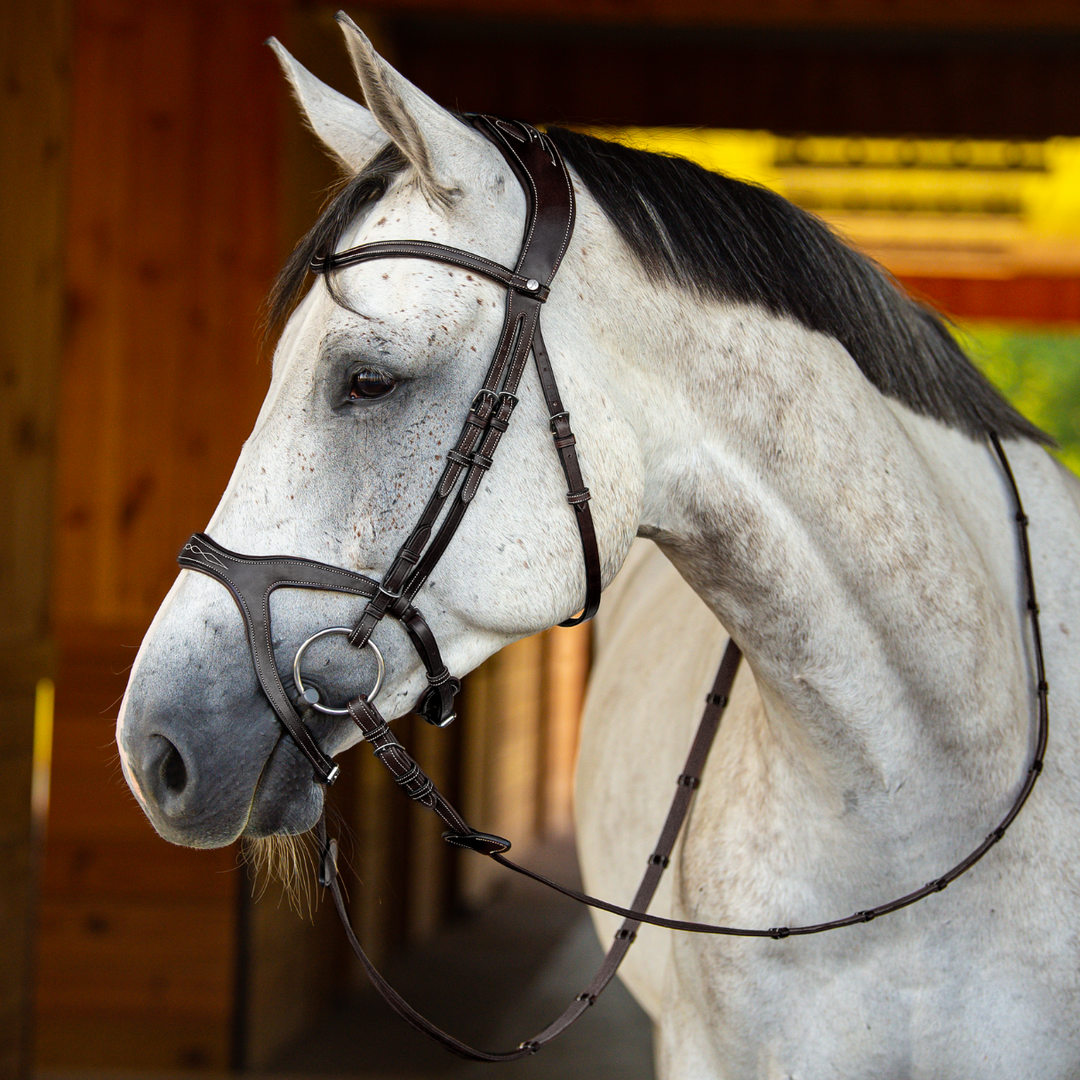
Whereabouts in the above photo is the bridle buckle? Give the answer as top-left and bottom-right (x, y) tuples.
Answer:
(471, 387), (499, 416)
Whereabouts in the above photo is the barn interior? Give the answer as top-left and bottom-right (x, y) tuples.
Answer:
(4, 1), (1080, 1078)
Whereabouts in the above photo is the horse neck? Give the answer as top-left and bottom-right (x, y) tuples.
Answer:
(610, 293), (1030, 822)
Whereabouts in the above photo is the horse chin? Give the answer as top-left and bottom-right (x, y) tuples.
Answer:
(241, 732), (325, 839)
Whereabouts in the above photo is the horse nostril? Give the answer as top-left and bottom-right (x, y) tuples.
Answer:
(159, 738), (188, 794)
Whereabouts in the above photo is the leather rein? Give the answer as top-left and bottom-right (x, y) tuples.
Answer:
(178, 116), (1049, 1062)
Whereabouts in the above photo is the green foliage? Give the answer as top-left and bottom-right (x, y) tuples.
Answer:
(955, 322), (1080, 476)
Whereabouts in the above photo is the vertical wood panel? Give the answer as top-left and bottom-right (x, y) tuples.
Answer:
(541, 623), (591, 837)
(39, 0), (288, 1070)
(0, 2), (71, 647)
(53, 0), (286, 628)
(456, 632), (585, 907)
(0, 1), (72, 1077)
(458, 650), (500, 907)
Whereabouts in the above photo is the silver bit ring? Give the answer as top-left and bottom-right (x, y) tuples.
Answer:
(292, 628), (384, 715)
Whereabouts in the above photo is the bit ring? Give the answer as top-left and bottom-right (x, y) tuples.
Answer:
(293, 628), (384, 715)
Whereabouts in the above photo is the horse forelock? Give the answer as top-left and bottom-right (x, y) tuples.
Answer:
(265, 141), (410, 336)
(546, 126), (1050, 447)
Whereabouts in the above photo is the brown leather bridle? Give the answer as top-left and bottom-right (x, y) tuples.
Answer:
(178, 117), (1049, 1062)
(179, 116), (600, 785)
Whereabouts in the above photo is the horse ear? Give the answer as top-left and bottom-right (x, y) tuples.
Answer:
(335, 12), (487, 206)
(267, 37), (387, 173)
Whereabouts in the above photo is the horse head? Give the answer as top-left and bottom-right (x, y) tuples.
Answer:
(116, 16), (641, 847)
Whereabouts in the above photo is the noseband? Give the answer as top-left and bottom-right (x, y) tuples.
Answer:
(179, 116), (601, 785)
(177, 118), (1050, 1063)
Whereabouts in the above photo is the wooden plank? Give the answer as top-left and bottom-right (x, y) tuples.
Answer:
(0, 0), (72, 1073)
(458, 655), (502, 907)
(35, 1013), (231, 1072)
(53, 651), (138, 708)
(35, 893), (237, 1069)
(53, 0), (286, 628)
(0, 746), (33, 854)
(41, 836), (237, 903)
(0, 839), (33, 1079)
(540, 623), (591, 837)
(342, 0), (1080, 30)
(41, 624), (235, 893)
(901, 276), (1080, 323)
(35, 897), (235, 1017)
(456, 637), (546, 907)
(488, 635), (545, 846)
(0, 650), (48, 801)
(37, 617), (242, 1069)
(0, 0), (71, 648)
(46, 703), (160, 843)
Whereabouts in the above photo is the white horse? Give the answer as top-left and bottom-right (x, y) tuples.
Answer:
(116, 15), (1080, 1078)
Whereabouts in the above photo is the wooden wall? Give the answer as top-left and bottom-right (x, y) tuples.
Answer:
(38, 0), (287, 1069)
(0, 3), (72, 1078)
(52, 0), (288, 625)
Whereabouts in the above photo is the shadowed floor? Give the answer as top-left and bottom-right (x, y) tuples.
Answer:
(269, 839), (656, 1080)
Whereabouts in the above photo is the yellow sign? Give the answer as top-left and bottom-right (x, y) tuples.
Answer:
(585, 128), (1080, 277)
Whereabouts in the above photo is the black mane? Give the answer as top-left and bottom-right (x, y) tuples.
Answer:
(269, 126), (1045, 445)
(546, 126), (1047, 444)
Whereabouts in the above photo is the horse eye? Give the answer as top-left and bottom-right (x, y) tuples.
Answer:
(348, 370), (396, 400)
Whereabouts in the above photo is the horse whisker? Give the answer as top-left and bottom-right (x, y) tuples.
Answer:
(240, 830), (320, 920)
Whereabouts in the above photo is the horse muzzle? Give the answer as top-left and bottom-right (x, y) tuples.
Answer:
(115, 569), (368, 846)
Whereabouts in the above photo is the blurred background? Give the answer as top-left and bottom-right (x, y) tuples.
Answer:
(3, 0), (1079, 1077)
